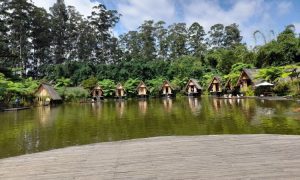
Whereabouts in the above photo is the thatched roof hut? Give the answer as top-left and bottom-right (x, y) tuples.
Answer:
(185, 79), (202, 96)
(160, 80), (173, 96)
(136, 81), (148, 96)
(224, 79), (233, 91)
(91, 85), (103, 97)
(236, 68), (262, 89)
(207, 76), (222, 93)
(115, 83), (126, 98)
(35, 84), (62, 105)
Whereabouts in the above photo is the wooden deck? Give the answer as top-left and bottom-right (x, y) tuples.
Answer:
(1, 135), (300, 179)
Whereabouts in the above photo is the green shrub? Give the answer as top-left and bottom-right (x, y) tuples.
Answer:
(124, 78), (140, 97)
(146, 77), (164, 97)
(82, 76), (98, 90)
(58, 87), (89, 101)
(241, 86), (255, 96)
(273, 82), (290, 96)
(98, 79), (116, 97)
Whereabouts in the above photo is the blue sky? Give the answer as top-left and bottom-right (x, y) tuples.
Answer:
(32, 0), (300, 47)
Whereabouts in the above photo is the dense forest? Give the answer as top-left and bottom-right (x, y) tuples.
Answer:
(0, 0), (300, 104)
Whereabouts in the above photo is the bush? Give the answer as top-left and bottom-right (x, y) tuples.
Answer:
(273, 82), (290, 96)
(124, 78), (140, 97)
(241, 86), (255, 96)
(98, 79), (116, 97)
(82, 76), (98, 90)
(57, 87), (89, 102)
(146, 77), (164, 97)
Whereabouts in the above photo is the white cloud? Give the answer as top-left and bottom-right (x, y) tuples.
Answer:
(116, 0), (176, 30)
(180, 0), (270, 46)
(294, 22), (300, 34)
(277, 1), (292, 15)
(31, 0), (98, 16)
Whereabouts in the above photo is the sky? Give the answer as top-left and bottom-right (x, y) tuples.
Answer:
(32, 0), (300, 47)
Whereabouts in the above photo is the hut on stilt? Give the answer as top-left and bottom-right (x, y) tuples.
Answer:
(91, 85), (104, 101)
(160, 80), (174, 98)
(34, 84), (62, 106)
(136, 81), (148, 98)
(185, 79), (202, 97)
(224, 79), (233, 94)
(236, 69), (261, 91)
(207, 76), (222, 96)
(115, 83), (126, 99)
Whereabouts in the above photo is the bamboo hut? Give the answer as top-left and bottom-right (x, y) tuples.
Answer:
(35, 84), (62, 106)
(185, 79), (202, 96)
(160, 80), (174, 97)
(224, 79), (233, 93)
(236, 69), (261, 91)
(91, 85), (104, 101)
(115, 83), (126, 99)
(136, 81), (148, 98)
(207, 76), (222, 96)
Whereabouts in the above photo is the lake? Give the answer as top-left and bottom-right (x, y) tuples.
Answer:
(0, 97), (299, 159)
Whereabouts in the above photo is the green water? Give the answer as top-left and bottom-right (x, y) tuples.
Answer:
(0, 97), (300, 159)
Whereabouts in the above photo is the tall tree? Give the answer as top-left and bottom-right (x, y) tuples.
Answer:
(168, 23), (188, 59)
(65, 6), (84, 62)
(119, 31), (142, 60)
(30, 7), (51, 78)
(208, 23), (225, 48)
(88, 4), (119, 63)
(154, 21), (168, 60)
(5, 0), (34, 75)
(224, 23), (243, 48)
(50, 0), (68, 64)
(188, 22), (206, 58)
(0, 0), (12, 67)
(139, 20), (156, 61)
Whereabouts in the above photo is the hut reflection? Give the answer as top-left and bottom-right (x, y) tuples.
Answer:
(163, 98), (173, 112)
(36, 106), (57, 127)
(212, 98), (222, 111)
(138, 100), (147, 114)
(116, 100), (125, 117)
(188, 97), (201, 115)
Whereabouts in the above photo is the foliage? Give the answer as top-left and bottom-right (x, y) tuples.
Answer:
(98, 79), (115, 97)
(256, 67), (284, 83)
(273, 82), (290, 96)
(146, 77), (164, 97)
(171, 77), (188, 92)
(0, 0), (300, 100)
(124, 78), (140, 97)
(241, 86), (255, 96)
(81, 76), (98, 90)
(224, 63), (254, 84)
(57, 87), (89, 101)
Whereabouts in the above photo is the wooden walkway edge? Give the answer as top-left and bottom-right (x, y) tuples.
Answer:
(1, 134), (300, 179)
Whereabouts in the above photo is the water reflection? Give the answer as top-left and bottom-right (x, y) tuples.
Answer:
(138, 100), (147, 114)
(212, 98), (222, 111)
(36, 106), (58, 127)
(116, 100), (125, 117)
(162, 98), (172, 112)
(188, 97), (201, 115)
(1, 97), (300, 159)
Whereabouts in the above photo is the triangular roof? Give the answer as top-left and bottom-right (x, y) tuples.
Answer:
(92, 85), (102, 90)
(207, 76), (222, 90)
(116, 83), (125, 90)
(35, 84), (62, 100)
(236, 68), (262, 86)
(185, 79), (202, 90)
(160, 80), (173, 90)
(225, 79), (232, 89)
(136, 81), (148, 91)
